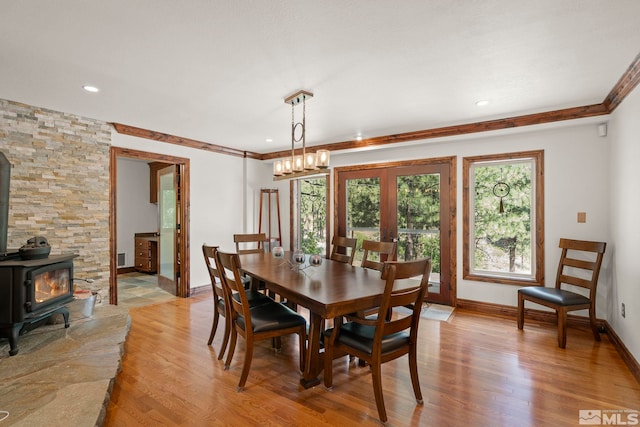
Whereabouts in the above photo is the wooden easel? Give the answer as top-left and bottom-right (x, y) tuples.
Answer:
(258, 189), (282, 249)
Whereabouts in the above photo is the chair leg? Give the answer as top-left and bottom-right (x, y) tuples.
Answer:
(225, 329), (238, 370)
(208, 310), (219, 345)
(218, 316), (230, 360)
(238, 336), (254, 392)
(589, 305), (601, 342)
(557, 309), (567, 349)
(517, 292), (525, 330)
(272, 336), (282, 352)
(408, 344), (423, 404)
(370, 362), (387, 424)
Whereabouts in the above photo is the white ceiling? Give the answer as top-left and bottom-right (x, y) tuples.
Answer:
(1, 1), (640, 154)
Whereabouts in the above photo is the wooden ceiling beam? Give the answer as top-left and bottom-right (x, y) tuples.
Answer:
(603, 52), (640, 112)
(111, 123), (262, 160)
(260, 103), (609, 161)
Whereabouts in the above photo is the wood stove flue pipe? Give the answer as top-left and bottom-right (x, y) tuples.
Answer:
(0, 151), (10, 254)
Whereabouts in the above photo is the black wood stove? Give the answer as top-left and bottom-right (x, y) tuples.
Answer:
(0, 253), (77, 355)
(0, 151), (78, 356)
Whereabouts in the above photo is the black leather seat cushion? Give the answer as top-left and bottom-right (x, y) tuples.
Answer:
(519, 287), (590, 306)
(236, 302), (306, 333)
(324, 322), (410, 356)
(232, 289), (273, 307)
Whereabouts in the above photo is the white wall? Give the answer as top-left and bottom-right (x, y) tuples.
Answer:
(328, 119), (611, 312)
(112, 132), (251, 289)
(113, 112), (639, 362)
(608, 87), (640, 361)
(116, 158), (159, 267)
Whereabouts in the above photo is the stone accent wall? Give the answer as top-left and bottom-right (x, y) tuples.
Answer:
(0, 99), (111, 295)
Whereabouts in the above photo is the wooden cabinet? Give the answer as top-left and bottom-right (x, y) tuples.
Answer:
(148, 162), (171, 204)
(134, 234), (158, 273)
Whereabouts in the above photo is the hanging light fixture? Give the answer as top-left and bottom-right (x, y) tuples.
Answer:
(273, 90), (330, 181)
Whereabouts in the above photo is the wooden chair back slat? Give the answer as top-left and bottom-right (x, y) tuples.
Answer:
(234, 233), (267, 255)
(554, 238), (606, 292)
(330, 236), (357, 265)
(361, 239), (397, 271)
(215, 250), (248, 322)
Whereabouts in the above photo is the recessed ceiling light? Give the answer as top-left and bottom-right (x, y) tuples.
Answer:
(475, 100), (489, 107)
(265, 138), (273, 143)
(82, 85), (100, 93)
(356, 133), (363, 141)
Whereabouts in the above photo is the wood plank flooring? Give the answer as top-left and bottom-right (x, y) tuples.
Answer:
(104, 289), (639, 426)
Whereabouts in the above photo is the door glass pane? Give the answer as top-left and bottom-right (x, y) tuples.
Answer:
(299, 177), (327, 255)
(159, 168), (176, 280)
(396, 174), (441, 293)
(346, 177), (380, 266)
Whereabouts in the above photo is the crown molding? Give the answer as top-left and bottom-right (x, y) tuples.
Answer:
(113, 51), (640, 160)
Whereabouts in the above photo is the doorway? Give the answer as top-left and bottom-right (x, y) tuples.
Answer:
(109, 147), (190, 305)
(334, 157), (456, 305)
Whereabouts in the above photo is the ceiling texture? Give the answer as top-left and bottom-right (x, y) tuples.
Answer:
(2, 1), (640, 157)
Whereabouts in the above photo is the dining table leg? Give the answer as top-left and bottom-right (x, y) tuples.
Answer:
(300, 311), (324, 388)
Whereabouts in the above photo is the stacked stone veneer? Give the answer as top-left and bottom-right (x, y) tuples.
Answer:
(0, 98), (111, 295)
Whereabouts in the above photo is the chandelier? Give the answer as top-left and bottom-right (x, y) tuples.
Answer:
(273, 90), (330, 180)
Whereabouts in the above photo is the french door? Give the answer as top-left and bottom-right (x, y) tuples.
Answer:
(335, 159), (454, 305)
(158, 164), (179, 295)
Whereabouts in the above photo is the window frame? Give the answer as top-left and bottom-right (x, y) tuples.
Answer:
(462, 150), (544, 286)
(290, 176), (330, 256)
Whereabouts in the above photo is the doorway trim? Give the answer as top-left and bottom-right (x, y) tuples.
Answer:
(109, 146), (191, 304)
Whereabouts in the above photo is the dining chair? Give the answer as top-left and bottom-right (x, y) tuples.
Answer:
(356, 239), (398, 320)
(361, 239), (397, 271)
(518, 238), (606, 348)
(329, 235), (357, 265)
(323, 258), (432, 424)
(233, 233), (267, 254)
(202, 244), (272, 360)
(215, 249), (307, 391)
(233, 232), (270, 291)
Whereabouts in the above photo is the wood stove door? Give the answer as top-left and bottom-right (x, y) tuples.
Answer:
(157, 165), (178, 296)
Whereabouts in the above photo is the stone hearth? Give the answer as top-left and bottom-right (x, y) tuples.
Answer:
(0, 298), (129, 426)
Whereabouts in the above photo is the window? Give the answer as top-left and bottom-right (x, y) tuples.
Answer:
(291, 176), (329, 256)
(463, 150), (544, 285)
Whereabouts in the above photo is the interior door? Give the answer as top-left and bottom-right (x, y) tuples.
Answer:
(336, 162), (452, 304)
(157, 165), (178, 295)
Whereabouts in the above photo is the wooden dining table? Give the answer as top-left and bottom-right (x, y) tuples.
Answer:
(238, 251), (389, 388)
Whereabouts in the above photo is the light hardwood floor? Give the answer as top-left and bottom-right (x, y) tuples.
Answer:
(104, 289), (639, 426)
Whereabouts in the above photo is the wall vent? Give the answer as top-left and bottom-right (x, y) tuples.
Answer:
(117, 253), (126, 267)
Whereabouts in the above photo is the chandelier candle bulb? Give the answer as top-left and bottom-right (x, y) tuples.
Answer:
(283, 158), (293, 174)
(316, 150), (330, 168)
(305, 152), (316, 169)
(273, 161), (284, 176)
